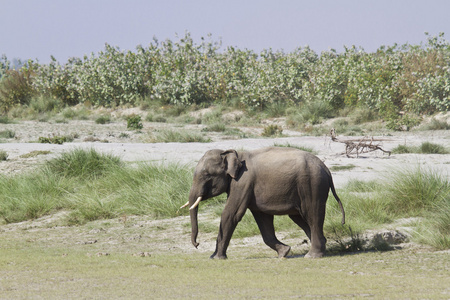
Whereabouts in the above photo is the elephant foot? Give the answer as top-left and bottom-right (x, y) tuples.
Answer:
(210, 253), (227, 260)
(305, 250), (325, 258)
(277, 245), (291, 258)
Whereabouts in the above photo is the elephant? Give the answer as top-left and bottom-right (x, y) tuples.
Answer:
(180, 147), (345, 259)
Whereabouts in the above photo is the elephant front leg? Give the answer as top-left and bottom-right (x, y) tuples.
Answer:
(251, 211), (291, 258)
(210, 204), (248, 259)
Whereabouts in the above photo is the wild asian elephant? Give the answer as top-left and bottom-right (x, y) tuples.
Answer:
(180, 147), (345, 259)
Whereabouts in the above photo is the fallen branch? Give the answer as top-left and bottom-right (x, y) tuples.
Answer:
(330, 128), (391, 158)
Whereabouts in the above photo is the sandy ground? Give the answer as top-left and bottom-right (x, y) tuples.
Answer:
(1, 119), (449, 189)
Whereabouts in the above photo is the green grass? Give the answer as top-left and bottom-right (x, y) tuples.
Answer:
(0, 149), (8, 160)
(0, 129), (15, 139)
(149, 129), (211, 143)
(392, 141), (449, 154)
(273, 142), (316, 154)
(329, 164), (356, 171)
(0, 241), (448, 299)
(261, 124), (283, 137)
(0, 148), (193, 225)
(324, 166), (449, 250)
(19, 150), (52, 158)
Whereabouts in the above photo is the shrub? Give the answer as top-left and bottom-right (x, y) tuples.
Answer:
(126, 114), (143, 130)
(420, 142), (449, 154)
(261, 124), (283, 137)
(202, 123), (226, 132)
(0, 130), (15, 139)
(95, 115), (111, 124)
(38, 135), (73, 144)
(0, 150), (7, 161)
(419, 118), (450, 130)
(0, 69), (35, 113)
(392, 142), (449, 154)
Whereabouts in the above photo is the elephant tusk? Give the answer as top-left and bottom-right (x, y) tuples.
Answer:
(189, 196), (202, 210)
(180, 201), (190, 209)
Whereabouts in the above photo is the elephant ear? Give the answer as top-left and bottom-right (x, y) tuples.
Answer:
(221, 149), (242, 179)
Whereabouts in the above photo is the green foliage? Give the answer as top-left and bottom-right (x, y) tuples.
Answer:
(261, 124), (283, 137)
(44, 148), (122, 180)
(418, 118), (450, 130)
(2, 32), (447, 121)
(126, 114), (143, 130)
(38, 135), (72, 144)
(149, 129), (211, 143)
(329, 164), (356, 171)
(0, 149), (191, 224)
(392, 142), (449, 154)
(382, 165), (449, 216)
(386, 113), (422, 131)
(0, 69), (35, 113)
(0, 150), (8, 161)
(0, 129), (15, 139)
(272, 143), (316, 154)
(95, 115), (111, 124)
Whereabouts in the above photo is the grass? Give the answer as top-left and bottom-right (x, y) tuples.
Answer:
(0, 148), (193, 224)
(19, 150), (52, 158)
(273, 142), (316, 154)
(392, 141), (449, 154)
(261, 124), (283, 137)
(0, 149), (8, 160)
(329, 164), (356, 171)
(149, 129), (211, 143)
(0, 129), (15, 139)
(0, 149), (450, 297)
(418, 117), (450, 130)
(0, 240), (448, 299)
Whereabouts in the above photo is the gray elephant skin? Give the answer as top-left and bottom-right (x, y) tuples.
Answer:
(182, 147), (345, 259)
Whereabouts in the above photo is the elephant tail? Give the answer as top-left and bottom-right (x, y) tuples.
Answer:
(330, 179), (345, 225)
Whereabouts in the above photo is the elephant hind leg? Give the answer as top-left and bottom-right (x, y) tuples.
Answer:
(288, 214), (311, 240)
(289, 214), (326, 258)
(251, 210), (291, 258)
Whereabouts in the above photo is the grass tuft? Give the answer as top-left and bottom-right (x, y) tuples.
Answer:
(44, 148), (122, 180)
(149, 129), (211, 143)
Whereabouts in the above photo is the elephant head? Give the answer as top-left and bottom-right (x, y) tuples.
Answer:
(182, 149), (242, 248)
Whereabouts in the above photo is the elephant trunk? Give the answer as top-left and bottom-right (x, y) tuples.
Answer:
(188, 194), (202, 248)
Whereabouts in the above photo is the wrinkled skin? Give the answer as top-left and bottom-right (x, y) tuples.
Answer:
(187, 147), (345, 259)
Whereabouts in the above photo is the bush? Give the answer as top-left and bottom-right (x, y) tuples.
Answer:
(126, 114), (143, 130)
(261, 124), (283, 137)
(0, 130), (15, 139)
(0, 69), (35, 113)
(0, 150), (8, 161)
(420, 142), (449, 154)
(419, 118), (450, 130)
(95, 115), (111, 124)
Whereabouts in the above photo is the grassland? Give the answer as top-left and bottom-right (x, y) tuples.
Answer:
(1, 110), (449, 298)
(1, 215), (449, 299)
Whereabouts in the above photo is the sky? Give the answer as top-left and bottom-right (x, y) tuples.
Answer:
(2, 0), (450, 64)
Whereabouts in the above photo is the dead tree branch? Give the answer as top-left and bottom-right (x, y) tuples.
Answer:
(330, 128), (391, 158)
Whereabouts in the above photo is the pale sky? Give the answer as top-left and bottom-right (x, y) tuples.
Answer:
(2, 0), (450, 63)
